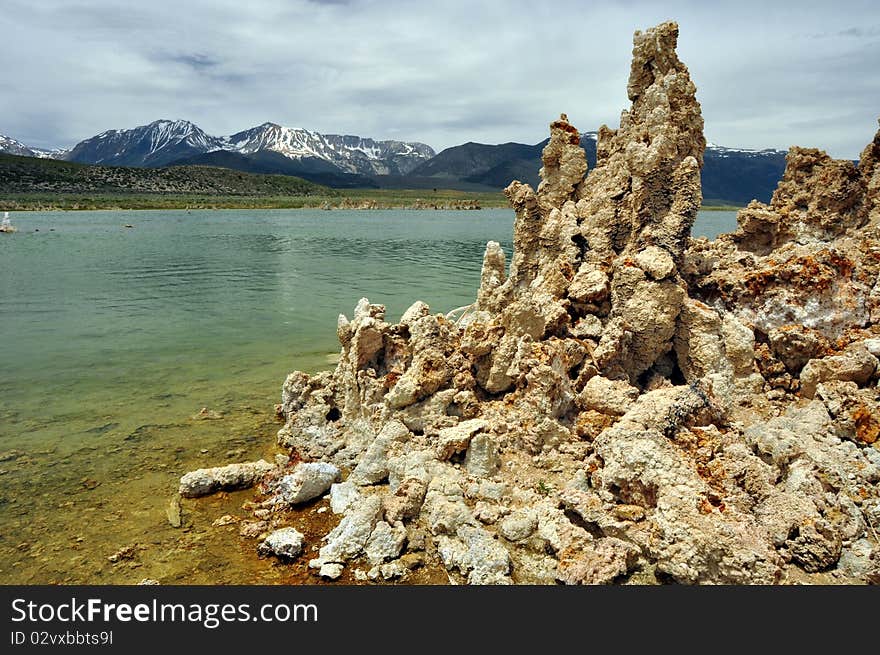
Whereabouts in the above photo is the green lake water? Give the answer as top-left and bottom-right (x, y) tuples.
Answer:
(0, 208), (737, 584)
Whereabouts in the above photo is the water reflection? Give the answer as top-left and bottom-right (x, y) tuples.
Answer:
(0, 207), (739, 584)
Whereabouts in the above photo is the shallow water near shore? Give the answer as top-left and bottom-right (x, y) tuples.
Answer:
(0, 208), (736, 584)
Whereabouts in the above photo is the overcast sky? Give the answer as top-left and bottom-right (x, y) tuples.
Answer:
(2, 0), (878, 158)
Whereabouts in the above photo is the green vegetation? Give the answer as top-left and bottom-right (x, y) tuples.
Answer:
(0, 153), (508, 210)
(699, 204), (743, 211)
(1, 193), (331, 211)
(0, 153), (329, 198)
(336, 188), (508, 208)
(1, 189), (508, 211)
(2, 189), (742, 212)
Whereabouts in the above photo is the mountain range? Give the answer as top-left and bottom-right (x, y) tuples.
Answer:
(0, 134), (65, 159)
(58, 119), (435, 178)
(0, 119), (790, 204)
(413, 134), (790, 206)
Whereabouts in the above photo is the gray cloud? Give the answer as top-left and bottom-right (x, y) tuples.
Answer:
(1, 0), (878, 158)
(811, 26), (880, 39)
(161, 53), (222, 72)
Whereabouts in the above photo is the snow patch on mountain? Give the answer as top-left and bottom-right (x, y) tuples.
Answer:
(220, 122), (435, 175)
(63, 119), (226, 166)
(47, 119), (434, 175)
(705, 141), (788, 158)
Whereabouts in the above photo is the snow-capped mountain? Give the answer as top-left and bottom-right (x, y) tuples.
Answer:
(49, 119), (435, 175)
(65, 119), (225, 168)
(0, 134), (66, 159)
(222, 122), (434, 175)
(705, 142), (788, 158)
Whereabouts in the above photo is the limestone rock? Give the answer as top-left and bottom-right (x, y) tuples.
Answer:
(310, 495), (383, 570)
(568, 268), (609, 303)
(463, 433), (501, 478)
(816, 381), (880, 444)
(800, 346), (878, 398)
(396, 389), (458, 435)
(436, 419), (488, 460)
(239, 520), (269, 539)
(499, 509), (538, 542)
(350, 420), (410, 485)
(421, 468), (474, 536)
(247, 20), (880, 587)
(385, 349), (450, 409)
(329, 481), (361, 515)
(368, 561), (408, 581)
(557, 537), (640, 585)
(400, 300), (430, 325)
(635, 246), (675, 280)
(179, 459), (275, 498)
(364, 521), (407, 565)
(383, 477), (428, 523)
(258, 528), (305, 560)
(436, 524), (512, 585)
(576, 376), (639, 416)
(318, 563), (344, 580)
(734, 146), (868, 252)
(276, 462), (341, 505)
(476, 241), (507, 312)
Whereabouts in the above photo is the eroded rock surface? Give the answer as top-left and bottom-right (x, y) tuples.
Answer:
(188, 21), (880, 585)
(178, 460), (276, 498)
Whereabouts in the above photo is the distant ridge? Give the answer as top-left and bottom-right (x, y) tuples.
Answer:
(1, 121), (789, 204)
(30, 119), (435, 177)
(411, 132), (787, 205)
(168, 150), (379, 189)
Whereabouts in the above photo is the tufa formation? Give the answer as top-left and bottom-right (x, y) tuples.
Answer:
(182, 21), (880, 584)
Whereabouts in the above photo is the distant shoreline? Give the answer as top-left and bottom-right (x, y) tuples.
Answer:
(2, 192), (743, 213)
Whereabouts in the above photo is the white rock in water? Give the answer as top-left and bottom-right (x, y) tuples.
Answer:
(258, 528), (305, 560)
(353, 298), (372, 321)
(178, 459), (275, 498)
(276, 462), (341, 505)
(264, 22), (880, 586)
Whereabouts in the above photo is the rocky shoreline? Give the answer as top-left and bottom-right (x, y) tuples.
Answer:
(181, 21), (880, 584)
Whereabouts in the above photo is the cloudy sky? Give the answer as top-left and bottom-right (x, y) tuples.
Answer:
(2, 0), (878, 158)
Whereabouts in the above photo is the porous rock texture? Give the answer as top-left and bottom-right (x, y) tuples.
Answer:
(191, 21), (880, 584)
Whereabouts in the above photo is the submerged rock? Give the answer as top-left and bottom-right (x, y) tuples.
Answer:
(166, 495), (182, 528)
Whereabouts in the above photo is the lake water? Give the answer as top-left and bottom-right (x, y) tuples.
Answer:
(0, 208), (737, 583)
